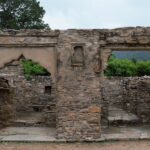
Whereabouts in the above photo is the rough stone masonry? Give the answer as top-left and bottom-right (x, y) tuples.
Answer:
(0, 27), (149, 141)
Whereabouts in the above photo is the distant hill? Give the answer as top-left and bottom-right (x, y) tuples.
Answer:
(113, 50), (150, 61)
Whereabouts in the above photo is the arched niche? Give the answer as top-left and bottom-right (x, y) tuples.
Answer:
(71, 45), (84, 66)
(0, 47), (57, 82)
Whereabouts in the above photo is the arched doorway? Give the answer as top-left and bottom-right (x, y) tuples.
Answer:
(0, 57), (57, 139)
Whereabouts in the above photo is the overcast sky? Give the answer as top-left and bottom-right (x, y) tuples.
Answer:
(39, 0), (150, 29)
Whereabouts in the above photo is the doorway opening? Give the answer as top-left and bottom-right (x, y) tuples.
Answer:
(0, 57), (56, 140)
(101, 49), (150, 134)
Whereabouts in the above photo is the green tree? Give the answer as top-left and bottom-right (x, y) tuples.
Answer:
(0, 0), (49, 29)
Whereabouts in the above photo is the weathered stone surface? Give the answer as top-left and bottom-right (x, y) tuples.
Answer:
(0, 78), (14, 128)
(0, 59), (56, 127)
(89, 106), (101, 113)
(102, 77), (150, 124)
(0, 27), (149, 141)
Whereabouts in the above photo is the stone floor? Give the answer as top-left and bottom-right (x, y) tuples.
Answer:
(0, 125), (150, 142)
(100, 125), (150, 141)
(14, 112), (46, 127)
(108, 106), (140, 125)
(0, 127), (56, 142)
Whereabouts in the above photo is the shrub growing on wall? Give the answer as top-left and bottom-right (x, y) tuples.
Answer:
(22, 60), (50, 79)
(105, 55), (150, 77)
(136, 61), (150, 76)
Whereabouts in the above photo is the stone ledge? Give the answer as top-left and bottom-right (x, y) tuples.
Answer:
(0, 126), (150, 142)
(0, 29), (60, 37)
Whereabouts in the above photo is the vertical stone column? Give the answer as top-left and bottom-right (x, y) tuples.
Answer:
(56, 29), (102, 141)
(56, 75), (101, 141)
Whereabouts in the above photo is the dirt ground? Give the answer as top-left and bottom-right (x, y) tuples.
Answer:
(0, 141), (149, 150)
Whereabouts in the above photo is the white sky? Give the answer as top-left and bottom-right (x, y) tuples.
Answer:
(39, 0), (150, 29)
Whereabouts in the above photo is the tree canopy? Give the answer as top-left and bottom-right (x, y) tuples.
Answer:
(0, 0), (49, 29)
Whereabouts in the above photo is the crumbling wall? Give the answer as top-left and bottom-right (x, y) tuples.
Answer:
(0, 78), (14, 128)
(100, 77), (124, 124)
(99, 27), (150, 126)
(123, 77), (150, 124)
(101, 77), (150, 124)
(0, 59), (56, 127)
(0, 30), (59, 81)
(56, 30), (101, 141)
(99, 27), (150, 72)
(0, 28), (150, 140)
(101, 77), (124, 107)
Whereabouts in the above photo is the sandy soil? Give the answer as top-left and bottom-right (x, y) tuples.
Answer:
(0, 141), (150, 150)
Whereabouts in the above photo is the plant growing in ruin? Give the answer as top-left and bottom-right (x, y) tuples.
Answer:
(22, 60), (50, 80)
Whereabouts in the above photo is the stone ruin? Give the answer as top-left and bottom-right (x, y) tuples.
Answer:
(0, 58), (56, 127)
(0, 78), (13, 128)
(0, 27), (149, 141)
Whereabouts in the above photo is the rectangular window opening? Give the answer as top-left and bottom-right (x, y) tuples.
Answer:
(44, 86), (52, 95)
(105, 49), (150, 77)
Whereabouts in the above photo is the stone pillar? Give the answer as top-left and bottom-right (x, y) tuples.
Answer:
(56, 76), (101, 141)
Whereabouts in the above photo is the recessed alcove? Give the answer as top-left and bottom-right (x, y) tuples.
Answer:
(71, 45), (84, 67)
(44, 86), (52, 95)
(0, 58), (56, 129)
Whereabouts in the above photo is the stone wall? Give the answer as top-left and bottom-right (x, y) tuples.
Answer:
(0, 78), (14, 128)
(0, 59), (56, 127)
(123, 77), (150, 123)
(0, 27), (150, 140)
(101, 77), (125, 106)
(57, 78), (101, 141)
(56, 30), (101, 141)
(102, 77), (150, 124)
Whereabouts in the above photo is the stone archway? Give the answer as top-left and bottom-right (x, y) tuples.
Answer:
(0, 47), (57, 81)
